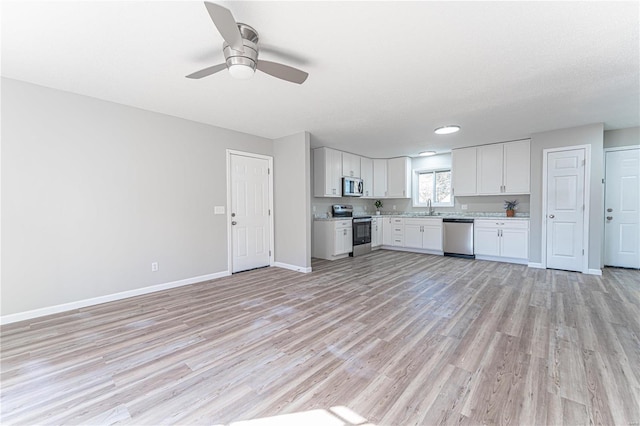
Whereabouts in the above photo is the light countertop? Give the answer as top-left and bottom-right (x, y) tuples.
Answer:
(314, 213), (530, 221)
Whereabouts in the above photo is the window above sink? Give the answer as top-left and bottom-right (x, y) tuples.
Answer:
(413, 168), (454, 208)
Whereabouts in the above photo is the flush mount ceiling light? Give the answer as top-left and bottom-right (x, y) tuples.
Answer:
(228, 63), (255, 80)
(434, 125), (460, 135)
(419, 151), (437, 157)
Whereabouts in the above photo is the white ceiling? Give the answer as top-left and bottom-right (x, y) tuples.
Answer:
(2, 1), (639, 158)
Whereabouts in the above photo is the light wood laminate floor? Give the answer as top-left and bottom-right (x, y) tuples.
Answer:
(1, 251), (639, 425)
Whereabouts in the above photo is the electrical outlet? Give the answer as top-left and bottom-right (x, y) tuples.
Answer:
(313, 206), (316, 212)
(393, 205), (396, 210)
(151, 262), (159, 272)
(461, 204), (468, 210)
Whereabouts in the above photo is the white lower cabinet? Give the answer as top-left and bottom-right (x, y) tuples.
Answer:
(371, 217), (383, 248)
(474, 219), (529, 263)
(390, 217), (404, 246)
(382, 216), (394, 246)
(379, 216), (443, 253)
(313, 219), (353, 260)
(403, 218), (443, 252)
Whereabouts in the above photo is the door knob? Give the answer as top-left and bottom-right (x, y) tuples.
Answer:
(548, 214), (555, 219)
(231, 212), (236, 217)
(231, 221), (237, 225)
(607, 216), (613, 221)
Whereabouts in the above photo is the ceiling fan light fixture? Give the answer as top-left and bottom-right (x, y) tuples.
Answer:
(434, 125), (460, 135)
(419, 151), (437, 157)
(228, 64), (255, 80)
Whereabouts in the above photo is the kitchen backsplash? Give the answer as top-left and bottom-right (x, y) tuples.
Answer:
(312, 194), (530, 217)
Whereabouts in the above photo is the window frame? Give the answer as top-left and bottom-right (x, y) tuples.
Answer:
(412, 168), (454, 208)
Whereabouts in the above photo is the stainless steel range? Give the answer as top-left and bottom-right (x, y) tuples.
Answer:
(331, 204), (372, 257)
(351, 216), (372, 256)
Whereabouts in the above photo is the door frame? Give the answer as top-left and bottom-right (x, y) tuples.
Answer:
(603, 145), (640, 267)
(541, 144), (591, 273)
(226, 149), (275, 273)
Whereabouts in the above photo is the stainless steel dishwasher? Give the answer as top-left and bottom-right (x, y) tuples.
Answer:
(443, 218), (475, 259)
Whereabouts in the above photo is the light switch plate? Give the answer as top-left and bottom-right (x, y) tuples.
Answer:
(214, 206), (225, 214)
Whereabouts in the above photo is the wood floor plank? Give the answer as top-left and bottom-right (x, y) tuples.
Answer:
(1, 251), (639, 425)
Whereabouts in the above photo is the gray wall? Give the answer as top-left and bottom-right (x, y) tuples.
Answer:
(604, 126), (639, 148)
(273, 132), (311, 270)
(1, 78), (274, 316)
(529, 123), (604, 269)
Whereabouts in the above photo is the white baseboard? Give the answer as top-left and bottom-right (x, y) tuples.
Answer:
(273, 262), (312, 273)
(0, 271), (231, 325)
(528, 262), (544, 269)
(475, 255), (528, 265)
(587, 268), (603, 276)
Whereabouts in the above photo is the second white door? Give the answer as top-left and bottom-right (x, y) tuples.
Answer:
(545, 148), (586, 272)
(604, 148), (640, 268)
(230, 153), (271, 273)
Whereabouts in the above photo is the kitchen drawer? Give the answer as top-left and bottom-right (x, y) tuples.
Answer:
(392, 226), (403, 234)
(475, 219), (529, 229)
(392, 236), (404, 246)
(392, 218), (404, 225)
(404, 218), (442, 226)
(334, 220), (352, 229)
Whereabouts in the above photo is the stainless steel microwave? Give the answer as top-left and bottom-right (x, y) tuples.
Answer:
(342, 177), (363, 197)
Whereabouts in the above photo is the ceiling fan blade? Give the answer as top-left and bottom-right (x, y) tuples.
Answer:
(203, 2), (244, 52)
(257, 60), (308, 84)
(186, 63), (227, 79)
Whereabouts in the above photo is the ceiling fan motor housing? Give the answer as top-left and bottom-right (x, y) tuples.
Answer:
(223, 23), (259, 71)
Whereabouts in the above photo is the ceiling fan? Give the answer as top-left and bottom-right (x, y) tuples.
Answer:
(186, 2), (309, 84)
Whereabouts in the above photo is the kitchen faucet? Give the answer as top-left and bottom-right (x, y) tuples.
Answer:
(427, 198), (434, 215)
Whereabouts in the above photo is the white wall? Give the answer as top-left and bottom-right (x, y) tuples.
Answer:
(604, 126), (639, 148)
(273, 132), (311, 271)
(529, 123), (604, 269)
(1, 78), (274, 317)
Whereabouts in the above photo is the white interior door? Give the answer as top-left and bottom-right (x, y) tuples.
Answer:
(604, 148), (640, 268)
(545, 148), (586, 272)
(230, 153), (271, 273)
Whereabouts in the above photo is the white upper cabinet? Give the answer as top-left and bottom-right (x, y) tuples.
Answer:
(503, 140), (530, 194)
(361, 157), (373, 198)
(452, 139), (530, 197)
(451, 147), (477, 196)
(477, 143), (504, 194)
(477, 140), (530, 195)
(313, 147), (342, 197)
(341, 152), (361, 178)
(387, 157), (411, 198)
(372, 159), (388, 198)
